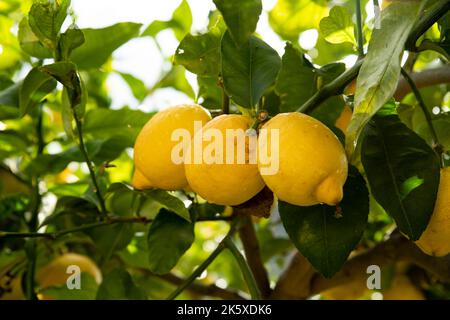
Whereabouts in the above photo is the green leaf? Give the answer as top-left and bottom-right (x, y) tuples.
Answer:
(19, 67), (56, 115)
(71, 22), (142, 69)
(221, 31), (281, 108)
(269, 0), (329, 40)
(197, 76), (222, 109)
(347, 0), (424, 156)
(118, 72), (148, 101)
(89, 223), (134, 256)
(143, 189), (190, 222)
(279, 167), (369, 278)
(58, 26), (85, 61)
(96, 269), (147, 300)
(147, 209), (194, 274)
(18, 17), (52, 59)
(361, 112), (441, 240)
(83, 108), (153, 147)
(213, 0), (262, 45)
(174, 31), (221, 77)
(142, 0), (191, 41)
(0, 82), (20, 108)
(416, 118), (450, 152)
(275, 43), (315, 112)
(152, 65), (195, 98)
(39, 273), (98, 300)
(28, 0), (70, 50)
(319, 6), (356, 45)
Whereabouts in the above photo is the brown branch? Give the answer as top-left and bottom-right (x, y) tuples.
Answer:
(237, 215), (271, 299)
(272, 234), (450, 299)
(395, 65), (450, 100)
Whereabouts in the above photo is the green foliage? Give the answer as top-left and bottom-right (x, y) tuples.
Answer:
(221, 31), (281, 108)
(319, 6), (356, 46)
(279, 167), (369, 278)
(213, 0), (262, 45)
(96, 269), (147, 300)
(361, 109), (441, 240)
(147, 209), (195, 274)
(347, 0), (425, 156)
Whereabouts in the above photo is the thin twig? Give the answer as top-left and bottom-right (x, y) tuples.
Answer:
(224, 237), (262, 300)
(355, 0), (365, 58)
(238, 215), (271, 298)
(400, 68), (444, 167)
(73, 116), (107, 216)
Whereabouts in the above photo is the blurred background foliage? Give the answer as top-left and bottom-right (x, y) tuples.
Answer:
(0, 0), (449, 300)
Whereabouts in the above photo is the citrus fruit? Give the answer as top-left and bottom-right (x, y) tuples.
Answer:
(37, 253), (102, 299)
(335, 105), (352, 133)
(184, 114), (265, 206)
(133, 104), (211, 190)
(416, 167), (450, 257)
(258, 112), (348, 206)
(0, 275), (24, 300)
(382, 274), (424, 300)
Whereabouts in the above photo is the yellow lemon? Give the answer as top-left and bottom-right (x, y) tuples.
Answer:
(132, 168), (153, 190)
(133, 104), (211, 190)
(0, 275), (24, 300)
(37, 253), (102, 299)
(416, 168), (450, 257)
(184, 114), (265, 206)
(335, 105), (352, 134)
(382, 275), (424, 300)
(322, 277), (369, 300)
(258, 112), (348, 206)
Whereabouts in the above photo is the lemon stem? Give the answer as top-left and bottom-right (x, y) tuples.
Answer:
(355, 0), (364, 59)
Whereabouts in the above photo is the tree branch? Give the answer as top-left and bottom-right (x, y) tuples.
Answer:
(272, 234), (450, 299)
(237, 215), (271, 298)
(395, 65), (450, 100)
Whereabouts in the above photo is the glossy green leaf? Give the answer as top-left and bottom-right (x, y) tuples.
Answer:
(58, 26), (85, 61)
(28, 0), (70, 50)
(147, 209), (194, 274)
(83, 108), (153, 146)
(221, 31), (281, 108)
(213, 0), (262, 45)
(279, 167), (369, 278)
(142, 0), (191, 41)
(275, 43), (315, 112)
(96, 269), (147, 300)
(152, 65), (195, 98)
(174, 31), (221, 77)
(319, 6), (356, 45)
(18, 17), (52, 59)
(269, 0), (328, 40)
(143, 189), (190, 222)
(197, 75), (222, 109)
(347, 0), (424, 156)
(19, 67), (56, 115)
(118, 72), (148, 101)
(361, 112), (440, 240)
(71, 23), (142, 69)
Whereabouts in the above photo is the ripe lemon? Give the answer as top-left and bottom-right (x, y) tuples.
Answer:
(382, 275), (424, 300)
(258, 112), (348, 206)
(37, 253), (102, 299)
(133, 104), (211, 190)
(322, 277), (369, 300)
(416, 167), (450, 257)
(335, 105), (352, 133)
(184, 114), (265, 206)
(0, 275), (24, 300)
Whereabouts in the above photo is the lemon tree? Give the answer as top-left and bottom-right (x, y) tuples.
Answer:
(1, 0), (450, 301)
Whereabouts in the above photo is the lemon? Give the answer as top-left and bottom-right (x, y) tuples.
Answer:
(258, 112), (348, 206)
(184, 114), (265, 206)
(132, 168), (153, 190)
(335, 105), (352, 134)
(133, 104), (211, 190)
(37, 253), (102, 299)
(0, 275), (24, 300)
(382, 275), (424, 300)
(322, 276), (369, 300)
(416, 168), (450, 257)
